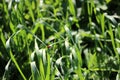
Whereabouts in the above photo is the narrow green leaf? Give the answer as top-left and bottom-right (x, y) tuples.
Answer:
(0, 29), (6, 47)
(68, 0), (76, 16)
(101, 14), (105, 35)
(10, 21), (15, 33)
(40, 25), (45, 41)
(39, 59), (45, 80)
(31, 62), (41, 80)
(108, 23), (118, 57)
(45, 54), (50, 80)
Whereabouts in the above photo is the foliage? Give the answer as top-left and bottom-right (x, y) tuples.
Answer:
(0, 0), (120, 80)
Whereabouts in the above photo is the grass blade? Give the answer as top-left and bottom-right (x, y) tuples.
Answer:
(30, 61), (41, 80)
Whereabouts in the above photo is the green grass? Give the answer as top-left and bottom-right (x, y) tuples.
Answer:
(0, 0), (120, 80)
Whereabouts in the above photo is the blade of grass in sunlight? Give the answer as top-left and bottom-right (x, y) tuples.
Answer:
(0, 29), (6, 48)
(68, 0), (76, 17)
(30, 61), (41, 80)
(108, 23), (118, 57)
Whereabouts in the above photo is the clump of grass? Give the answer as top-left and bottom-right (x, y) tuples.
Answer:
(0, 0), (120, 80)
